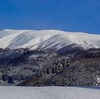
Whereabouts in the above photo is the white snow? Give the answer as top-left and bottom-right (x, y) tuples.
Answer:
(0, 29), (100, 50)
(0, 86), (100, 99)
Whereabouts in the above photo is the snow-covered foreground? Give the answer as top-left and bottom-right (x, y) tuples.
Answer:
(0, 86), (100, 99)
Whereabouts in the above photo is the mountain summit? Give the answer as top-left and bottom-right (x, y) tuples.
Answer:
(0, 29), (100, 51)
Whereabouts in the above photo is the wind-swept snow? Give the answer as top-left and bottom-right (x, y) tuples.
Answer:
(0, 29), (100, 50)
(0, 86), (100, 99)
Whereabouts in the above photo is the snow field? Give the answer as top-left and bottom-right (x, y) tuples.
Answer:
(0, 86), (100, 99)
(0, 29), (100, 50)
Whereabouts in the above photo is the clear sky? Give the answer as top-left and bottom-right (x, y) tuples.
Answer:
(0, 0), (100, 34)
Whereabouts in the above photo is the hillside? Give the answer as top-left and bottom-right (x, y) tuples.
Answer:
(0, 29), (100, 51)
(0, 29), (100, 86)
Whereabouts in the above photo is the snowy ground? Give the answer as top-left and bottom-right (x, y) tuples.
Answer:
(0, 86), (100, 99)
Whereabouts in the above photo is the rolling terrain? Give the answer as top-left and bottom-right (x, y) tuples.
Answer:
(0, 29), (100, 51)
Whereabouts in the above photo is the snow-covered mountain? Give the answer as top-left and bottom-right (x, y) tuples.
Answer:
(0, 29), (100, 51)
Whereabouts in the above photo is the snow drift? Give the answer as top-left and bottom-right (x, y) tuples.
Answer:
(0, 29), (100, 50)
(0, 86), (100, 99)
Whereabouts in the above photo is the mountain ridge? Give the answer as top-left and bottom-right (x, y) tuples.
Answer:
(0, 29), (100, 51)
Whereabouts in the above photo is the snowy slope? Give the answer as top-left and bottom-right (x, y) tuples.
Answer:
(0, 86), (100, 99)
(0, 29), (100, 50)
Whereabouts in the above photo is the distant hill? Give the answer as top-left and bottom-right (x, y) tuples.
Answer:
(0, 29), (100, 51)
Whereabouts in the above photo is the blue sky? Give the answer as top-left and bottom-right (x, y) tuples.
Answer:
(0, 0), (100, 34)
